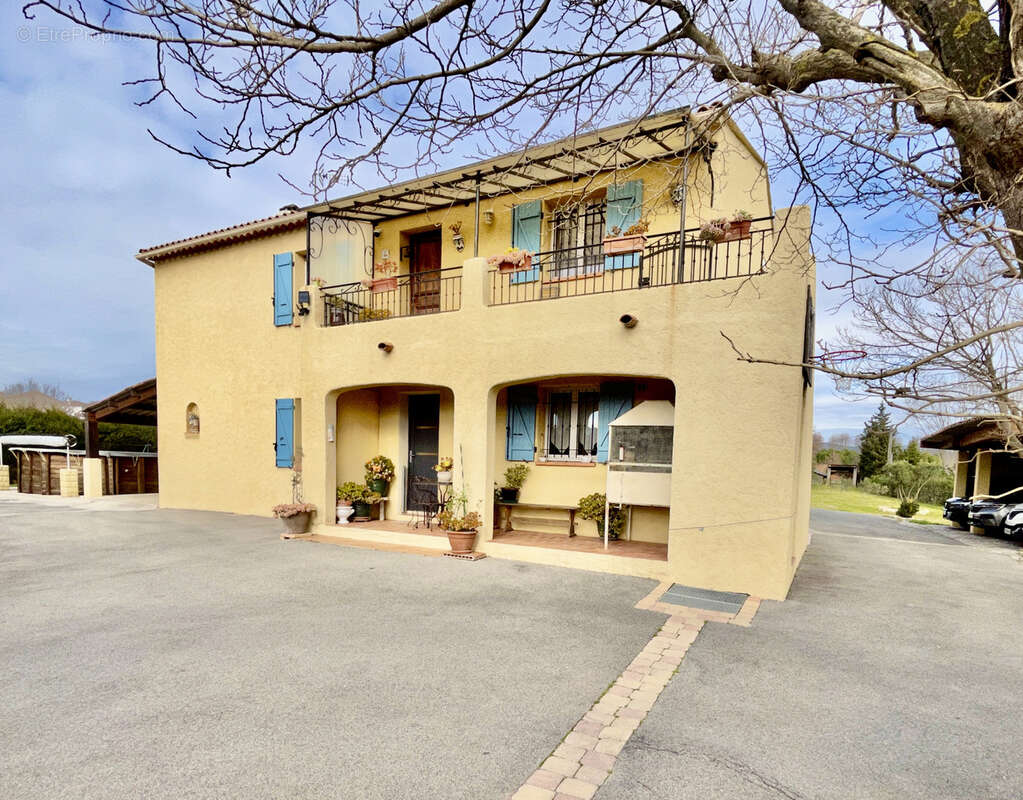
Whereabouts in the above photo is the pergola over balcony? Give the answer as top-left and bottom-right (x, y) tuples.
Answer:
(304, 108), (707, 263)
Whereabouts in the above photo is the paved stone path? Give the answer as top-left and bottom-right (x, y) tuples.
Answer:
(510, 586), (761, 799)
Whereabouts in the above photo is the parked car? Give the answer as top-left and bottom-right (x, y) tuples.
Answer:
(942, 496), (972, 529)
(968, 499), (1016, 533)
(1003, 506), (1023, 539)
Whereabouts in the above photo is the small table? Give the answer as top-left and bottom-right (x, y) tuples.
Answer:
(495, 502), (577, 537)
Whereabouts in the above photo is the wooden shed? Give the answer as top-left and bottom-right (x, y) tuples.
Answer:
(11, 447), (158, 495)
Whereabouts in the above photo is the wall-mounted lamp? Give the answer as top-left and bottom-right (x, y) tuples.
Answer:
(483, 209), (495, 225)
(326, 424), (335, 443)
(373, 228), (382, 238)
(297, 290), (311, 316)
(378, 341), (394, 353)
(619, 314), (638, 329)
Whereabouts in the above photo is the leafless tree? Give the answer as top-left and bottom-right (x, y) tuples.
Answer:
(21, 0), (1023, 423)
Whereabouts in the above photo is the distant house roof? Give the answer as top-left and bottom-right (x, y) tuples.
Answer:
(920, 417), (1010, 450)
(135, 106), (756, 265)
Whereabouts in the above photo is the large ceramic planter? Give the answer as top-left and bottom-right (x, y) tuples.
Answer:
(498, 487), (520, 503)
(435, 470), (453, 484)
(445, 529), (477, 554)
(283, 512), (312, 534)
(352, 500), (373, 519)
(602, 234), (647, 256)
(336, 504), (354, 524)
(368, 478), (390, 496)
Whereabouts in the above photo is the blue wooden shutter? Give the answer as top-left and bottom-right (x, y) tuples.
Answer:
(604, 180), (644, 270)
(597, 381), (634, 463)
(510, 200), (542, 284)
(275, 398), (295, 468)
(506, 385), (537, 461)
(273, 253), (293, 326)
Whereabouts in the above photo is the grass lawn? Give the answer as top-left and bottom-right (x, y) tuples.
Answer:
(811, 484), (947, 525)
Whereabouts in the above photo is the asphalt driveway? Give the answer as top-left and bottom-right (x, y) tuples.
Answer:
(0, 494), (662, 800)
(601, 508), (1023, 800)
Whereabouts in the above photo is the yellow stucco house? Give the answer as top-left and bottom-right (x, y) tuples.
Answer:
(137, 108), (815, 600)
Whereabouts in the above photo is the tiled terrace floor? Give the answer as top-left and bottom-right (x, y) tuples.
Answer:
(493, 530), (668, 561)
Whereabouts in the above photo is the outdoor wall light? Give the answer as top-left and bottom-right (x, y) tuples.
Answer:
(483, 209), (495, 225)
(619, 314), (638, 328)
(378, 341), (394, 353)
(297, 290), (311, 316)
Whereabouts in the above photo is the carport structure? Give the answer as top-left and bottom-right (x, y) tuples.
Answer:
(81, 378), (158, 498)
(921, 417), (1023, 516)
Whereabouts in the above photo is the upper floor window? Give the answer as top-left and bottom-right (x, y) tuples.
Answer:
(186, 403), (200, 436)
(549, 197), (606, 278)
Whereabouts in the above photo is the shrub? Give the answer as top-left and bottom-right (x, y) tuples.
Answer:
(503, 463), (529, 489)
(897, 499), (920, 518)
(577, 492), (625, 540)
(336, 481), (367, 503)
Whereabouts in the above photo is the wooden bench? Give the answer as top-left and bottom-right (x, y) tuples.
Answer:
(495, 502), (577, 537)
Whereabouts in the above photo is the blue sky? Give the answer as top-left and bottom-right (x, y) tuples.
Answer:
(2, 6), (887, 439)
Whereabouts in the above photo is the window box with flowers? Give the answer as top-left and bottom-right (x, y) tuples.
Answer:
(602, 219), (649, 256)
(487, 247), (532, 273)
(367, 259), (399, 292)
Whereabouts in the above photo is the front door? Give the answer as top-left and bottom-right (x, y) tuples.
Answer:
(406, 394), (440, 511)
(409, 230), (442, 314)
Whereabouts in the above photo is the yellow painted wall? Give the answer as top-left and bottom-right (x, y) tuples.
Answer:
(150, 122), (812, 599)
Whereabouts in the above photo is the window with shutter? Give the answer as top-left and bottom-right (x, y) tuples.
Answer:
(597, 381), (634, 462)
(273, 253), (294, 326)
(510, 200), (542, 284)
(275, 398), (295, 468)
(506, 385), (537, 461)
(604, 180), (644, 270)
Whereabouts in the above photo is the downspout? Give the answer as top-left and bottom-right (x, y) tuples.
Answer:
(473, 173), (481, 257)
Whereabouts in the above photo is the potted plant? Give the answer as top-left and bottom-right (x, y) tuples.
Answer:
(437, 489), (481, 553)
(602, 218), (650, 256)
(698, 220), (727, 243)
(433, 456), (454, 484)
(336, 481), (364, 524)
(578, 492), (625, 540)
(725, 210), (753, 240)
(449, 221), (466, 252)
(487, 247), (532, 273)
(499, 463), (529, 503)
(272, 502), (316, 534)
(368, 259), (398, 292)
(364, 455), (395, 496)
(353, 486), (381, 520)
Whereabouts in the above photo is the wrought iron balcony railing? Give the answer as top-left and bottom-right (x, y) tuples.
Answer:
(488, 216), (773, 306)
(322, 266), (462, 326)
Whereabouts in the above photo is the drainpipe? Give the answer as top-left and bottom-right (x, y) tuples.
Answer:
(675, 153), (689, 283)
(473, 173), (481, 257)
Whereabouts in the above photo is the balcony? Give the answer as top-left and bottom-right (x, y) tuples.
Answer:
(488, 217), (772, 306)
(322, 266), (463, 326)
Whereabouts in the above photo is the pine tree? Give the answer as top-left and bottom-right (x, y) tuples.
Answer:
(859, 404), (894, 479)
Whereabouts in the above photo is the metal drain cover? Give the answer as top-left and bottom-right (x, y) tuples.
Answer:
(660, 583), (748, 614)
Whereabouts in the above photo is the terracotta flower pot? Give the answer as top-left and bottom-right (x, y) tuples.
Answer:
(446, 529), (477, 554)
(283, 512), (312, 534)
(370, 276), (398, 292)
(497, 253), (532, 272)
(721, 219), (752, 241)
(602, 234), (647, 256)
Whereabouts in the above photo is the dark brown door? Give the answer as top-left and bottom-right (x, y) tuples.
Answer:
(409, 230), (442, 313)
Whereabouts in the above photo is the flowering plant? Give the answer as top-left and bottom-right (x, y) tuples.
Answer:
(364, 454), (395, 482)
(374, 258), (398, 276)
(732, 209), (753, 221)
(433, 456), (454, 472)
(271, 502), (316, 519)
(486, 247), (531, 268)
(698, 221), (727, 242)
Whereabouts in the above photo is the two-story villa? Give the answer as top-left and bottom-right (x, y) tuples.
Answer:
(138, 108), (815, 600)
